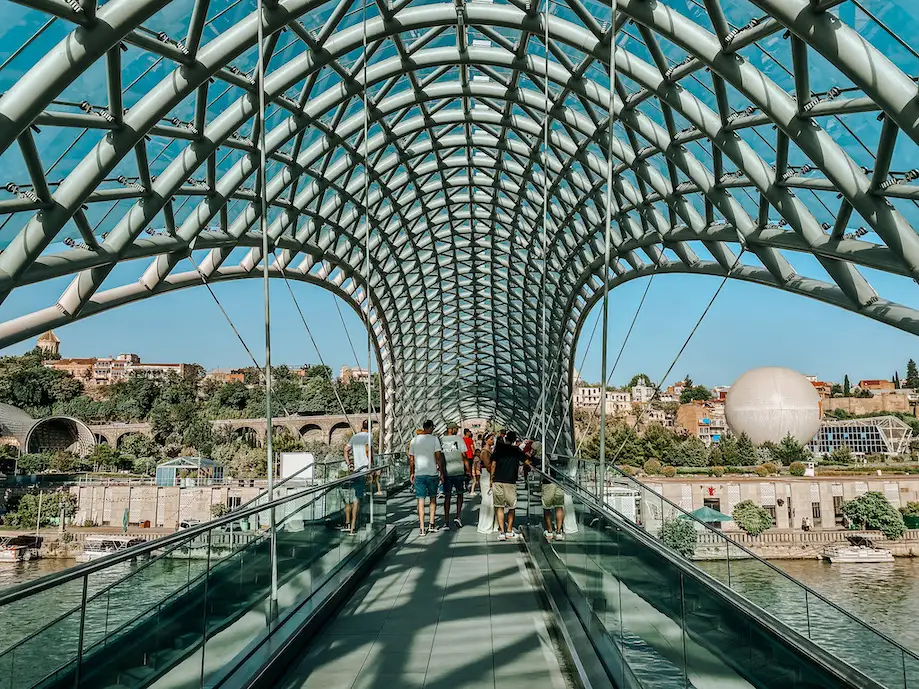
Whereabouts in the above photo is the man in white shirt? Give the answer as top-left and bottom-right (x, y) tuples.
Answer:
(439, 423), (467, 529)
(408, 419), (442, 536)
(342, 420), (372, 535)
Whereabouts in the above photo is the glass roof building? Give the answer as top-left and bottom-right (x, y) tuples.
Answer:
(1, 0), (918, 449)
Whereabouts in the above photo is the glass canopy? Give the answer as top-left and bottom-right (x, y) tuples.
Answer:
(0, 0), (918, 448)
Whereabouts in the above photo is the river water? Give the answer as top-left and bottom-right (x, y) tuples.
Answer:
(8, 557), (919, 649)
(694, 558), (919, 654)
(3, 556), (919, 685)
(0, 557), (210, 689)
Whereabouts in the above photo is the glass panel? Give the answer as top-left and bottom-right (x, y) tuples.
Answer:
(0, 464), (396, 689)
(545, 457), (919, 689)
(805, 589), (907, 688)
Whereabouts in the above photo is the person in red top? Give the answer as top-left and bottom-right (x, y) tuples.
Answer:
(462, 428), (475, 494)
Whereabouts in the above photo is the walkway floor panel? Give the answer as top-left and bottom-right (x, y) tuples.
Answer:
(278, 524), (576, 689)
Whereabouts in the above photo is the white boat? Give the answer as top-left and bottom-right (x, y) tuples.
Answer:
(823, 535), (894, 564)
(75, 535), (146, 562)
(0, 536), (40, 562)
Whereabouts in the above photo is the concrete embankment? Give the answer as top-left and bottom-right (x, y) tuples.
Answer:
(694, 528), (919, 560)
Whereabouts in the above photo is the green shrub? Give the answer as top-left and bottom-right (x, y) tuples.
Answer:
(659, 518), (698, 559)
(842, 492), (906, 540)
(901, 501), (919, 518)
(762, 462), (779, 475)
(83, 519), (96, 528)
(661, 465), (676, 478)
(711, 466), (725, 477)
(210, 503), (229, 518)
(732, 500), (774, 536)
(754, 465), (769, 477)
(643, 459), (662, 475)
(61, 532), (74, 544)
(826, 445), (854, 465)
(789, 461), (806, 477)
(618, 464), (637, 476)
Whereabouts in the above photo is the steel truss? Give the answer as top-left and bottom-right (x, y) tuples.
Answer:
(1, 0), (918, 449)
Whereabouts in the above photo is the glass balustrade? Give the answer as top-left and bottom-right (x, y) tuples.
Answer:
(534, 456), (919, 689)
(0, 458), (407, 689)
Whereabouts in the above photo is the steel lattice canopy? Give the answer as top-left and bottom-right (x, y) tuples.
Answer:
(1, 0), (919, 449)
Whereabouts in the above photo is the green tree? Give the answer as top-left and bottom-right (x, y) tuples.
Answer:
(842, 492), (906, 539)
(582, 423), (646, 466)
(132, 457), (158, 476)
(273, 428), (304, 453)
(672, 437), (709, 467)
(715, 434), (740, 466)
(768, 434), (810, 467)
(906, 359), (919, 389)
(893, 371), (901, 389)
(830, 383), (844, 398)
(680, 385), (712, 404)
(643, 423), (677, 462)
(214, 381), (250, 412)
(659, 518), (698, 558)
(0, 352), (84, 415)
(86, 443), (128, 472)
(7, 490), (78, 528)
(627, 373), (652, 389)
(119, 434), (162, 462)
(843, 374), (851, 397)
(735, 433), (757, 465)
(789, 461), (806, 476)
(827, 444), (854, 465)
(302, 365), (333, 380)
(298, 374), (338, 415)
(732, 500), (774, 536)
(18, 453), (50, 473)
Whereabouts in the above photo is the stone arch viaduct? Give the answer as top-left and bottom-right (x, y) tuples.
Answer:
(90, 414), (379, 449)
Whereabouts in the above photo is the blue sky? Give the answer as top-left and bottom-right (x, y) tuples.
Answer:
(0, 274), (375, 377)
(1, 264), (917, 389)
(574, 271), (919, 388)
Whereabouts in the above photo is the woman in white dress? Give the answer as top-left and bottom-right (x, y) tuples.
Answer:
(477, 434), (497, 533)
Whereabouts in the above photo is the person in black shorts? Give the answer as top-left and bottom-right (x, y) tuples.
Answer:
(439, 423), (467, 529)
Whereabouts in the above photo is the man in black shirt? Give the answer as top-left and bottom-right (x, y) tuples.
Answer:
(487, 431), (530, 540)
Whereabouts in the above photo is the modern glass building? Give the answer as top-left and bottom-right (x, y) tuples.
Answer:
(808, 415), (913, 457)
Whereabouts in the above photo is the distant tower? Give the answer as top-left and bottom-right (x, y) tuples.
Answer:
(36, 330), (61, 357)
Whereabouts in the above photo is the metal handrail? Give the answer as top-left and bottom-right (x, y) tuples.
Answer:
(0, 465), (380, 608)
(233, 455), (345, 512)
(531, 466), (886, 689)
(549, 454), (919, 665)
(0, 476), (337, 663)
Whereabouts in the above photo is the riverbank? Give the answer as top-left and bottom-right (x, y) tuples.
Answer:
(0, 527), (168, 558)
(693, 527), (919, 560)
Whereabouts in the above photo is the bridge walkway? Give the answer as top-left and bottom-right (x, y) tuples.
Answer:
(277, 494), (576, 689)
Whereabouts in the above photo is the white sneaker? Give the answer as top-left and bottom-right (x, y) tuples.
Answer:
(507, 530), (519, 540)
(555, 531), (565, 541)
(543, 529), (554, 541)
(497, 532), (507, 541)
(453, 518), (463, 529)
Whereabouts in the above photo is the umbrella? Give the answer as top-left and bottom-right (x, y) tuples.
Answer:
(679, 506), (732, 523)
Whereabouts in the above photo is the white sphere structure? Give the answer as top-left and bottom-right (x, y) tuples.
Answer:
(724, 368), (821, 445)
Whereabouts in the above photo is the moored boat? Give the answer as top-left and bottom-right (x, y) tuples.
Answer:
(75, 535), (146, 562)
(823, 535), (894, 564)
(0, 536), (40, 562)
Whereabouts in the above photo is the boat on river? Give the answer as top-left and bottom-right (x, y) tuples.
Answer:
(0, 536), (40, 562)
(75, 535), (147, 562)
(823, 535), (894, 564)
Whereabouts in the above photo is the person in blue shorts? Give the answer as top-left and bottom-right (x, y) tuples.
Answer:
(409, 419), (442, 536)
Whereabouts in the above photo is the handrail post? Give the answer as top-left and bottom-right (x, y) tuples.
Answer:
(74, 574), (89, 688)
